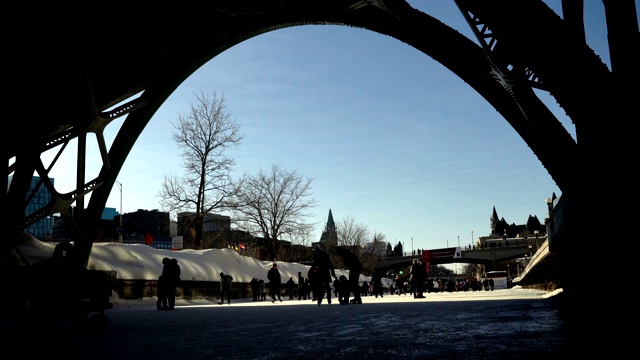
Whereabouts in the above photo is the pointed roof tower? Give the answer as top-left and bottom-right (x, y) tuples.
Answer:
(318, 209), (338, 247)
(490, 206), (499, 236)
(325, 209), (336, 232)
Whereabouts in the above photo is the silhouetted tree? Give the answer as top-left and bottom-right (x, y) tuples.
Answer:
(333, 216), (369, 268)
(231, 164), (318, 261)
(360, 233), (387, 274)
(158, 91), (242, 249)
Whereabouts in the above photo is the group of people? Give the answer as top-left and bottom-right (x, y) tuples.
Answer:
(156, 258), (181, 310)
(156, 246), (369, 307)
(249, 277), (268, 301)
(247, 263), (285, 303)
(246, 246), (366, 306)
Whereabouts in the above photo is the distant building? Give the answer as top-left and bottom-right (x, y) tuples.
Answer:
(121, 209), (171, 244)
(8, 175), (54, 241)
(176, 212), (231, 249)
(476, 206), (547, 248)
(489, 206), (545, 238)
(177, 212), (231, 233)
(102, 207), (118, 221)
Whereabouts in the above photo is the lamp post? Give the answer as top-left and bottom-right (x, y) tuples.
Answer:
(545, 197), (554, 247)
(534, 230), (539, 251)
(545, 197), (553, 217)
(115, 181), (123, 243)
(528, 245), (533, 258)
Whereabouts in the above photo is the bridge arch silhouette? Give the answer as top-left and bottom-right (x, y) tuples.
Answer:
(5, 0), (636, 341)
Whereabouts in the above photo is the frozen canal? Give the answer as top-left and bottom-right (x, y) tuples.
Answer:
(7, 287), (576, 359)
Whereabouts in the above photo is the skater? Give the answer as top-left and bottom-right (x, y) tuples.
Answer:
(156, 274), (168, 310)
(219, 272), (233, 304)
(336, 275), (350, 304)
(334, 246), (363, 304)
(165, 258), (181, 310)
(267, 263), (282, 303)
(250, 277), (260, 301)
(259, 279), (267, 301)
(286, 277), (296, 300)
(312, 245), (336, 305)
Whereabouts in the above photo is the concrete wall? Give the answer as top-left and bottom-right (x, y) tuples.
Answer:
(115, 279), (254, 300)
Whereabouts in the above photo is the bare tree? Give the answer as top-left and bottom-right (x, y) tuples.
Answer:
(231, 164), (318, 261)
(332, 216), (370, 268)
(158, 91), (242, 249)
(462, 263), (482, 278)
(360, 232), (387, 274)
(336, 216), (370, 249)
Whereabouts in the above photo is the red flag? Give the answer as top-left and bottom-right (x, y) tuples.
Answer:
(144, 233), (154, 245)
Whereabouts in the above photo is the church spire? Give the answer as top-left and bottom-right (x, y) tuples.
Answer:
(318, 208), (337, 247)
(325, 208), (335, 232)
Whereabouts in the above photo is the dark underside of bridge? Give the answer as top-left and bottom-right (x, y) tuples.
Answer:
(3, 2), (638, 349)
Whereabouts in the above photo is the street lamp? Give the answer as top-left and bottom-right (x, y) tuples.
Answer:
(545, 197), (553, 217)
(528, 245), (533, 257)
(115, 181), (123, 243)
(534, 230), (539, 251)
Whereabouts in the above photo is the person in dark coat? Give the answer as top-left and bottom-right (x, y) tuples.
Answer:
(361, 280), (369, 297)
(371, 268), (384, 298)
(286, 277), (296, 300)
(219, 272), (233, 304)
(410, 259), (426, 298)
(259, 279), (267, 301)
(156, 258), (170, 310)
(307, 265), (317, 301)
(301, 278), (310, 300)
(162, 258), (181, 310)
(334, 246), (363, 304)
(250, 277), (260, 301)
(156, 274), (168, 310)
(267, 263), (282, 303)
(395, 274), (406, 295)
(297, 272), (305, 300)
(336, 275), (350, 305)
(312, 245), (336, 305)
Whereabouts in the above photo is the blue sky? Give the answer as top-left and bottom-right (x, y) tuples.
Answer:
(44, 1), (616, 255)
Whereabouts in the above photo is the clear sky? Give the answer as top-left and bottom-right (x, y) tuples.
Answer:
(44, 1), (616, 255)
